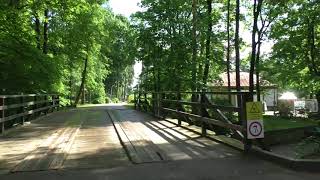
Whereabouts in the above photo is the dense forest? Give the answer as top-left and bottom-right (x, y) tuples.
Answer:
(0, 0), (319, 111)
(0, 0), (135, 106)
(133, 0), (320, 113)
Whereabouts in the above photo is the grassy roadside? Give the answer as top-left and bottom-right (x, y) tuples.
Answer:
(264, 116), (318, 132)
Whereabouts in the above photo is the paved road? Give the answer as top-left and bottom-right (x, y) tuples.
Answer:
(2, 157), (319, 180)
(0, 104), (319, 179)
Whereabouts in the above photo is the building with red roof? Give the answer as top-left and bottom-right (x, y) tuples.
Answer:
(209, 72), (278, 110)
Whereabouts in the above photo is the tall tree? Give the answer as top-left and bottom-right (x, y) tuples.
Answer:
(43, 9), (49, 54)
(226, 0), (231, 102)
(266, 0), (320, 114)
(249, 0), (263, 101)
(202, 0), (212, 88)
(0, 0), (136, 106)
(235, 0), (241, 94)
(255, 1), (275, 101)
(35, 13), (41, 50)
(75, 55), (88, 105)
(191, 0), (198, 105)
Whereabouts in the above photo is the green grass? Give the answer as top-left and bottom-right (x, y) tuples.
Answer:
(263, 116), (318, 132)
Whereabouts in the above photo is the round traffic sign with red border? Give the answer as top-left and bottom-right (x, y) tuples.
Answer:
(249, 121), (262, 137)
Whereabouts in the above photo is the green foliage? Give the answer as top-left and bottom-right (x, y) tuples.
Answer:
(105, 96), (112, 104)
(132, 0), (226, 92)
(112, 97), (119, 103)
(0, 39), (62, 93)
(127, 94), (135, 103)
(264, 0), (320, 97)
(0, 1), (135, 105)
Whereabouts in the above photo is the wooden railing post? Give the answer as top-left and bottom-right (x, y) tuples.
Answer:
(44, 95), (48, 114)
(156, 92), (161, 118)
(34, 95), (38, 119)
(20, 96), (25, 125)
(134, 92), (137, 110)
(56, 95), (60, 111)
(152, 92), (155, 115)
(177, 92), (182, 126)
(53, 95), (57, 112)
(0, 97), (5, 134)
(51, 95), (54, 113)
(240, 93), (252, 153)
(201, 93), (207, 136)
(144, 93), (147, 112)
(138, 92), (141, 111)
(160, 93), (164, 119)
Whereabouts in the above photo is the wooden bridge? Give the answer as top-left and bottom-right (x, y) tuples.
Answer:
(0, 94), (318, 179)
(0, 94), (240, 172)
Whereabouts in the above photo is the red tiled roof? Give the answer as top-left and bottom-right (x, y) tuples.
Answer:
(210, 72), (275, 88)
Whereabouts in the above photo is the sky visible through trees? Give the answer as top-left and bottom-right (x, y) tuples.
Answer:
(109, 0), (274, 87)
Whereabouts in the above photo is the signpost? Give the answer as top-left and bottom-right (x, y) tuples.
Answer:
(246, 102), (264, 139)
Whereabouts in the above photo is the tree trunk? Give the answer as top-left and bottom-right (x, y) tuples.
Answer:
(191, 0), (198, 97)
(35, 13), (41, 50)
(256, 34), (262, 101)
(81, 84), (85, 104)
(43, 9), (49, 54)
(249, 0), (263, 101)
(249, 0), (257, 101)
(69, 64), (73, 105)
(235, 0), (241, 94)
(316, 91), (320, 115)
(123, 76), (127, 101)
(226, 0), (231, 102)
(307, 18), (318, 75)
(198, 39), (205, 87)
(191, 0), (198, 114)
(156, 46), (161, 92)
(74, 57), (89, 106)
(202, 0), (212, 89)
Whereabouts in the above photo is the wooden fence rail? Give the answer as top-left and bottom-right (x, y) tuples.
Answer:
(0, 94), (59, 134)
(134, 91), (254, 152)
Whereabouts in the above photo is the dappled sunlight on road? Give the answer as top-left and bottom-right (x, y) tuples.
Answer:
(108, 108), (239, 163)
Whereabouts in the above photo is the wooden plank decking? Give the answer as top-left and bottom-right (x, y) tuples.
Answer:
(0, 105), (240, 174)
(107, 108), (239, 164)
(0, 108), (130, 173)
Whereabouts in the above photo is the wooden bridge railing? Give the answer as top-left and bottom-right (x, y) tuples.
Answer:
(0, 94), (59, 134)
(134, 91), (254, 152)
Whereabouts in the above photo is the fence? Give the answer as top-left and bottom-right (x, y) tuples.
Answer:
(0, 94), (59, 134)
(134, 91), (256, 152)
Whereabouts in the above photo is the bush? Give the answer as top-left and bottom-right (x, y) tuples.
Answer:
(105, 96), (112, 103)
(59, 97), (71, 107)
(127, 94), (135, 103)
(278, 100), (294, 117)
(112, 97), (119, 103)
